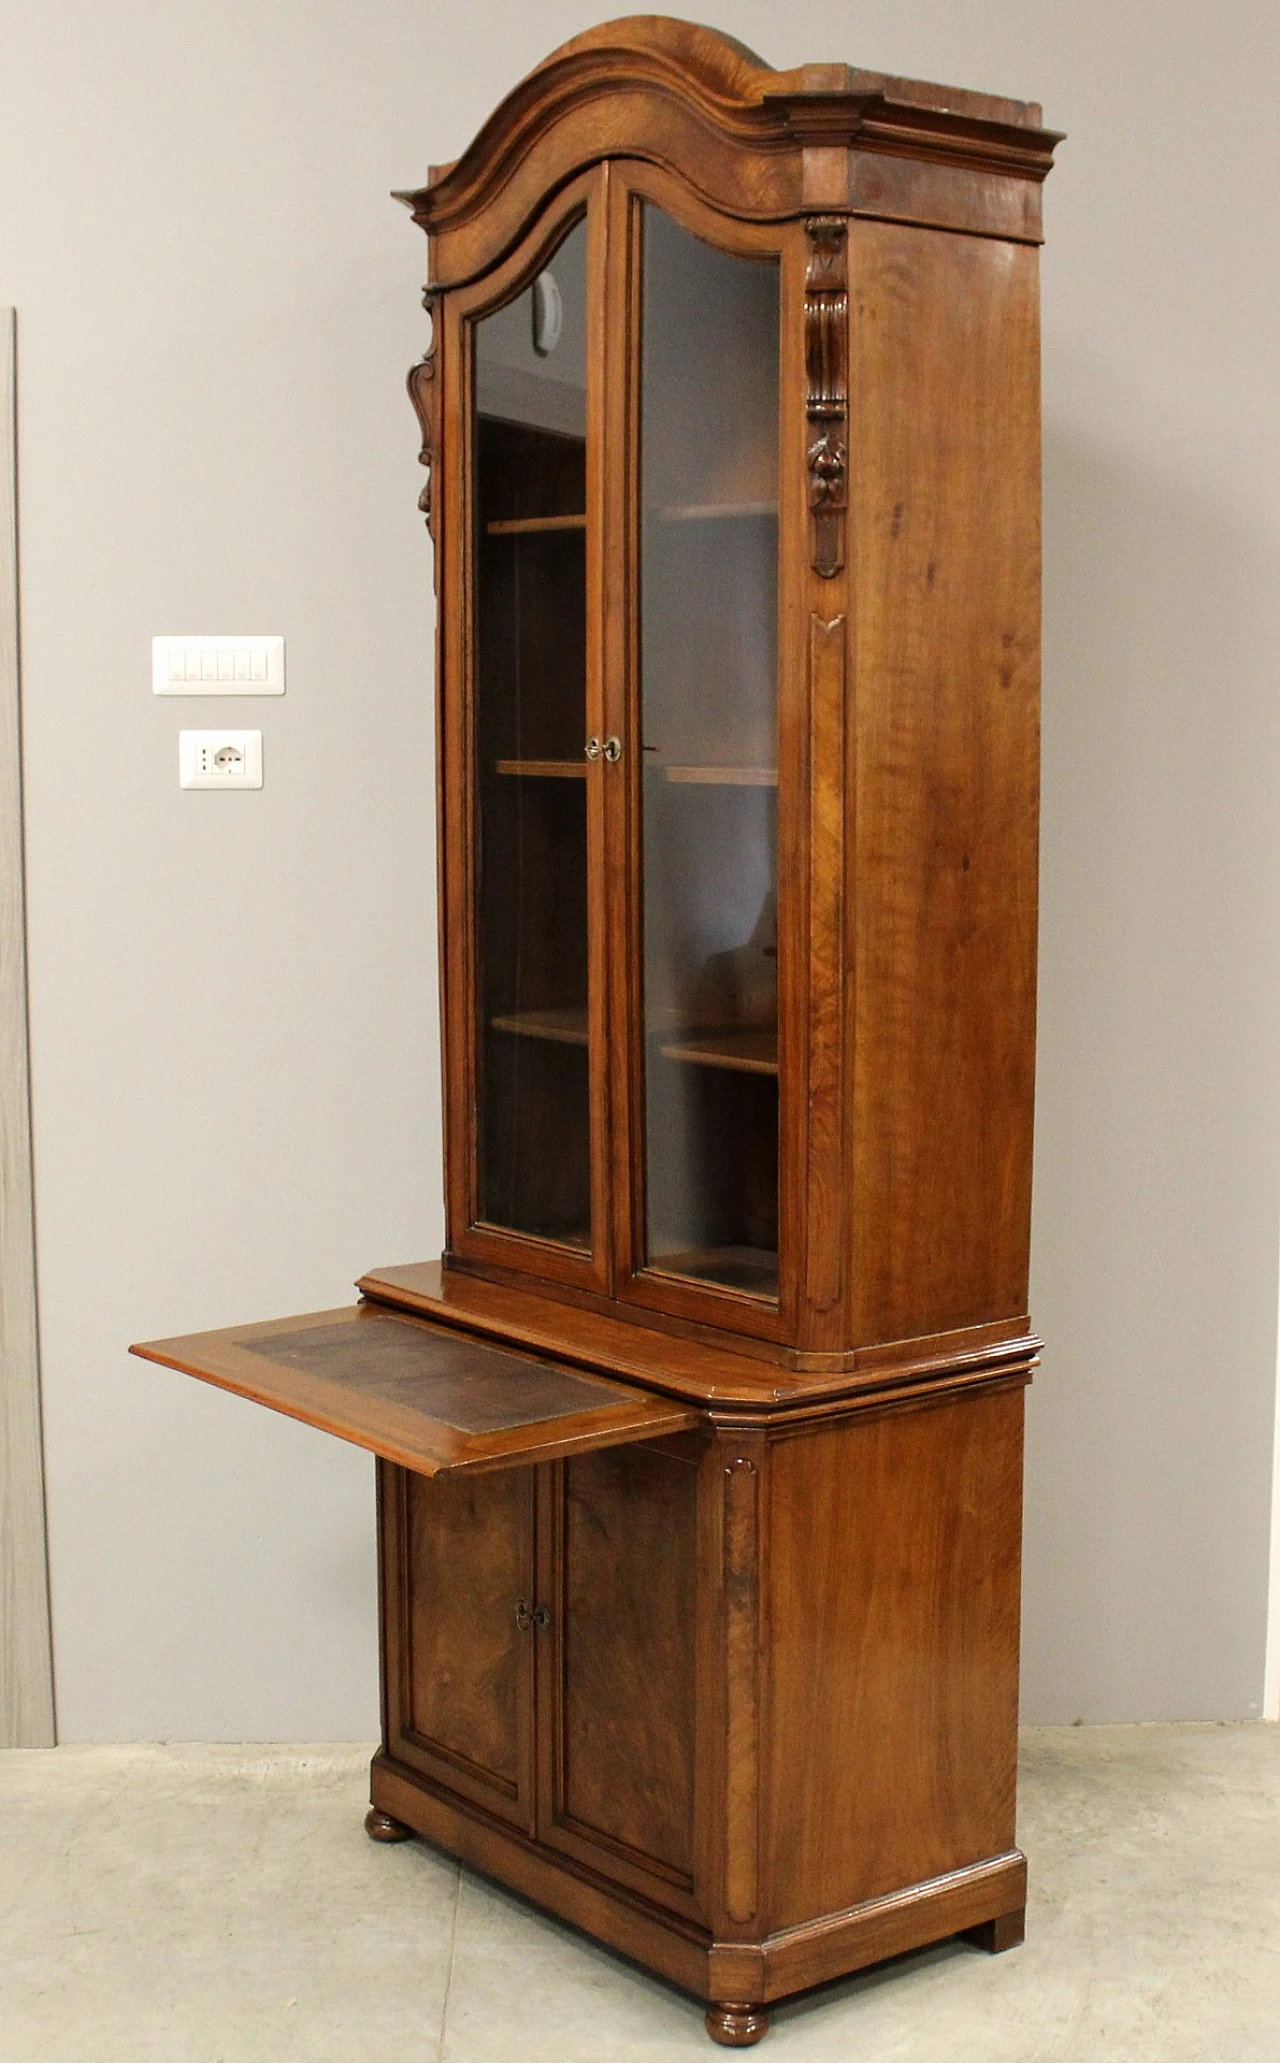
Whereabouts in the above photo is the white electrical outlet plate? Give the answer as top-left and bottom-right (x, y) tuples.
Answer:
(153, 635), (285, 695)
(179, 730), (263, 789)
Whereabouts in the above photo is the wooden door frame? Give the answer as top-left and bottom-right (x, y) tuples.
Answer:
(0, 307), (55, 1746)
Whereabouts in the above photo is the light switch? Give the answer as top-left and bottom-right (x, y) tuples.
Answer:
(153, 636), (284, 695)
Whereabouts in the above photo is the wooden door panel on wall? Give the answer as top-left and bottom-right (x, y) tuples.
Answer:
(539, 1436), (702, 1913)
(391, 1463), (536, 1830)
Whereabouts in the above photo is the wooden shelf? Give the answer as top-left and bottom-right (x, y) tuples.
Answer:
(494, 759), (586, 779)
(650, 1243), (779, 1298)
(660, 765), (777, 787)
(490, 1007), (589, 1047)
(655, 501), (777, 523)
(485, 513), (586, 535)
(657, 1027), (778, 1075)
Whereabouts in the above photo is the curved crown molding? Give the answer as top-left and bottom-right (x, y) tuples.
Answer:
(395, 15), (1061, 262)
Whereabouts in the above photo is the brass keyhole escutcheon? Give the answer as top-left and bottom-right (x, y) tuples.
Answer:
(514, 1597), (551, 1632)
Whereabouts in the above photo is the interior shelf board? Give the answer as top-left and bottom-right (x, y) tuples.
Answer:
(654, 500), (778, 522)
(659, 764), (777, 787)
(490, 1007), (589, 1047)
(656, 1027), (778, 1075)
(485, 513), (586, 535)
(494, 759), (587, 779)
(648, 1243), (780, 1298)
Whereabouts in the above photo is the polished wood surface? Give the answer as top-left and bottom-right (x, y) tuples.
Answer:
(404, 1468), (529, 1816)
(412, 80), (1048, 1368)
(364, 1808), (412, 1843)
(359, 1257), (1040, 1401)
(847, 218), (1041, 1344)
(372, 1734), (1028, 2005)
(366, 1375), (1030, 2026)
(141, 20), (1057, 2049)
(399, 18), (1060, 287)
(130, 1303), (697, 1476)
(706, 2003), (769, 2048)
(967, 1905), (1027, 1954)
(763, 1385), (1025, 1927)
(540, 1438), (700, 1910)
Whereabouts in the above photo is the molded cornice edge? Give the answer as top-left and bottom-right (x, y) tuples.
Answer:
(394, 15), (1062, 239)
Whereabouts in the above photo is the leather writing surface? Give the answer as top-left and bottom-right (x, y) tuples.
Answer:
(132, 1302), (699, 1476)
(239, 1317), (632, 1435)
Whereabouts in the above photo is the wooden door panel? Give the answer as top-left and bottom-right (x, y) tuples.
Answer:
(539, 1437), (701, 1911)
(388, 1463), (536, 1829)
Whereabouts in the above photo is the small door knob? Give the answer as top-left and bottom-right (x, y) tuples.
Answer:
(514, 1597), (551, 1632)
(584, 737), (602, 761)
(602, 735), (622, 762)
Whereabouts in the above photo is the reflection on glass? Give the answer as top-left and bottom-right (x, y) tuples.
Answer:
(638, 206), (780, 1299)
(473, 219), (591, 1246)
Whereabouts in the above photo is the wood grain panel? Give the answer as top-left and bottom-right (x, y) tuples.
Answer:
(764, 1384), (1024, 1929)
(804, 614), (846, 1320)
(402, 20), (1059, 288)
(721, 1450), (762, 1924)
(131, 1302), (697, 1476)
(848, 221), (1041, 1344)
(360, 1256), (1039, 1402)
(370, 1748), (715, 1999)
(404, 1466), (531, 1813)
(547, 1440), (699, 1891)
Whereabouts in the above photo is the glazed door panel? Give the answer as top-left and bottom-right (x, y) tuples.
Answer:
(635, 203), (780, 1302)
(383, 1461), (536, 1832)
(603, 166), (805, 1349)
(443, 171), (613, 1296)
(536, 1436), (703, 1917)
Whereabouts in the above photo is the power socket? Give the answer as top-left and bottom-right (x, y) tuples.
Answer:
(178, 730), (263, 790)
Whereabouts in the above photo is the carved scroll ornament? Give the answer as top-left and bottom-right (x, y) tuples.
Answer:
(406, 290), (441, 535)
(804, 218), (848, 580)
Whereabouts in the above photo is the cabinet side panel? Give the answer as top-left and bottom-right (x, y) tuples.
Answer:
(404, 1468), (531, 1800)
(849, 223), (1040, 1342)
(764, 1387), (1023, 1929)
(556, 1440), (698, 1878)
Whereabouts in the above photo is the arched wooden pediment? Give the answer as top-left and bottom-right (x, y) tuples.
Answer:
(397, 15), (1060, 285)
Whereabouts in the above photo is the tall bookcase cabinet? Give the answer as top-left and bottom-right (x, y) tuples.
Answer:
(134, 19), (1060, 2047)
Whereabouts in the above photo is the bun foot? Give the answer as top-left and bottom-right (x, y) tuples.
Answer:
(364, 1807), (413, 1844)
(965, 1905), (1025, 1953)
(705, 2002), (769, 2047)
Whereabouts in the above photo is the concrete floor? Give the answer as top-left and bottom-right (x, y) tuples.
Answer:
(1, 1726), (1277, 2059)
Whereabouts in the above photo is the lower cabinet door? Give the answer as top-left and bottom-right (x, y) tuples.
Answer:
(381, 1459), (536, 1832)
(536, 1434), (703, 1918)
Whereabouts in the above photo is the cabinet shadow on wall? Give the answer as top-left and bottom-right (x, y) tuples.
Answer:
(1025, 392), (1280, 1723)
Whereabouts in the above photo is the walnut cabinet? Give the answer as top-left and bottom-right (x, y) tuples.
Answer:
(134, 20), (1060, 2047)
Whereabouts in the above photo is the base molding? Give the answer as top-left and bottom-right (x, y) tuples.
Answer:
(712, 1853), (1027, 2002)
(370, 1751), (711, 1995)
(369, 1750), (1026, 2010)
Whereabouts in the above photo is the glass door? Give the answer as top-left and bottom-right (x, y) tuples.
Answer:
(466, 208), (605, 1272)
(629, 199), (782, 1306)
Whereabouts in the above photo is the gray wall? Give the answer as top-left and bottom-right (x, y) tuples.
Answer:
(1, 0), (1276, 1736)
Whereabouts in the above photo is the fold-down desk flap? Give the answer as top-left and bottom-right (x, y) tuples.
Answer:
(131, 1303), (700, 1476)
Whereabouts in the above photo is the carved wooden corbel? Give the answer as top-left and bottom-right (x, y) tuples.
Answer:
(804, 218), (848, 580)
(406, 289), (441, 536)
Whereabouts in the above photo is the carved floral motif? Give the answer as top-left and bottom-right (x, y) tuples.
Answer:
(406, 290), (441, 533)
(804, 217), (848, 579)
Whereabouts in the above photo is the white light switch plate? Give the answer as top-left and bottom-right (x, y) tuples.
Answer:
(153, 635), (284, 694)
(179, 730), (263, 789)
